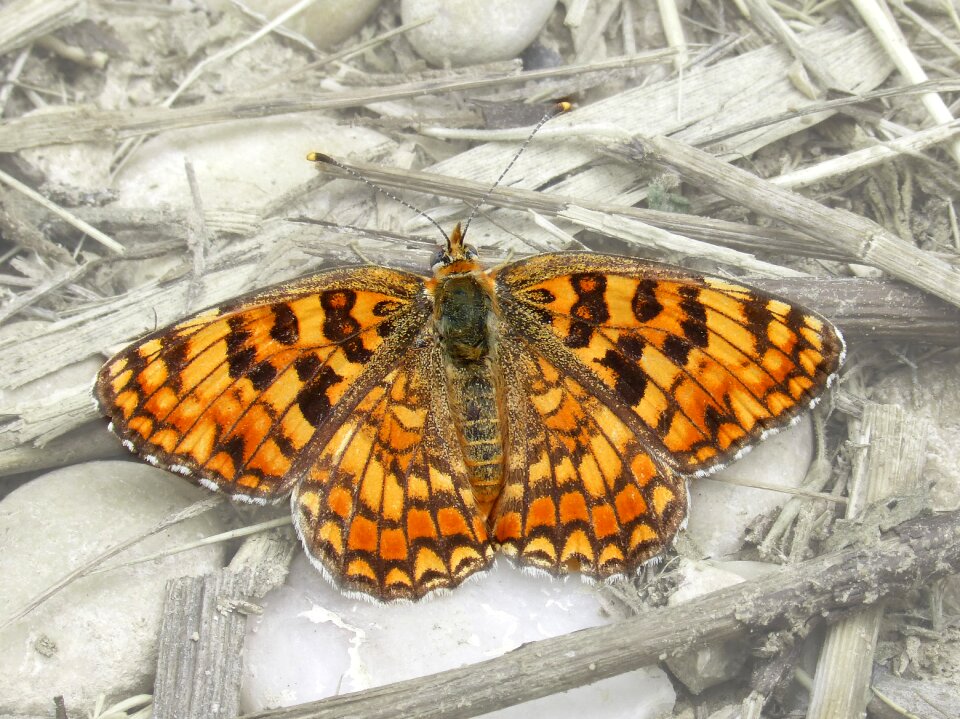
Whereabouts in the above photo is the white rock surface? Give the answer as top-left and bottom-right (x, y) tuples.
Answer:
(113, 114), (393, 213)
(111, 113), (394, 287)
(222, 0), (382, 49)
(0, 461), (228, 717)
(402, 0), (558, 67)
(242, 555), (676, 718)
(685, 416), (814, 558)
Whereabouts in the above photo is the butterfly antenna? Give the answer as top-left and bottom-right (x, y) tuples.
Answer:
(307, 151), (450, 244)
(461, 100), (571, 240)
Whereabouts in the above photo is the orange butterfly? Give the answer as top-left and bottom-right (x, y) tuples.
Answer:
(96, 217), (844, 601)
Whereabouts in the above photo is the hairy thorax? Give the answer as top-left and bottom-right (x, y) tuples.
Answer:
(435, 273), (503, 519)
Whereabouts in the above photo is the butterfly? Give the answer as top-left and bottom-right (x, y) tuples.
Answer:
(95, 212), (845, 601)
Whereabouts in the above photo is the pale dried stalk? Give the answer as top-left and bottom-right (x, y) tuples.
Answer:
(632, 134), (960, 309)
(745, 0), (840, 90)
(657, 0), (689, 71)
(890, 0), (960, 62)
(0, 0), (87, 57)
(311, 158), (847, 260)
(0, 167), (124, 254)
(850, 0), (960, 164)
(564, 0), (591, 28)
(0, 50), (675, 154)
(558, 205), (805, 277)
(806, 405), (929, 719)
(773, 119), (960, 190)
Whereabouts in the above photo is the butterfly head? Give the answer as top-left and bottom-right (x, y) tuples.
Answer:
(431, 222), (481, 275)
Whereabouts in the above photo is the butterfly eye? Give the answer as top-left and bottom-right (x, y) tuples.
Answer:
(431, 248), (449, 269)
(463, 244), (479, 260)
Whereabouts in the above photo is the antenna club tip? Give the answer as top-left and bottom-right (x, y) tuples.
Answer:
(306, 151), (334, 163)
(556, 100), (573, 113)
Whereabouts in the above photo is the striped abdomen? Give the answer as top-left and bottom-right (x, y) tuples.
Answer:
(436, 274), (504, 517)
(445, 363), (503, 514)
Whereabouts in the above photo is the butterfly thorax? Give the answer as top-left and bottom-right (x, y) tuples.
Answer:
(435, 272), (504, 519)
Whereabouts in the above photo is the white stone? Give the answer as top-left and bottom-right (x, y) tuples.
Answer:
(685, 416), (814, 558)
(113, 114), (393, 213)
(217, 0), (382, 49)
(0, 461), (228, 717)
(241, 555), (676, 718)
(111, 113), (394, 287)
(402, 0), (558, 67)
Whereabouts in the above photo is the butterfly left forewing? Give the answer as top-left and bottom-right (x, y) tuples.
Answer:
(96, 266), (431, 503)
(494, 253), (844, 477)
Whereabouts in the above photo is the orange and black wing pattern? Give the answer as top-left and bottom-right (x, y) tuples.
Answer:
(491, 252), (844, 574)
(292, 342), (494, 600)
(95, 267), (431, 505)
(494, 328), (687, 578)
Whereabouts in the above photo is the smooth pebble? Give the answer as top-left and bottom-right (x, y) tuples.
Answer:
(222, 0), (382, 49)
(402, 0), (558, 67)
(0, 461), (228, 716)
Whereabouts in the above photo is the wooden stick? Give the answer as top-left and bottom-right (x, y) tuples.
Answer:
(153, 530), (297, 719)
(850, 0), (960, 164)
(309, 158), (848, 261)
(238, 508), (960, 719)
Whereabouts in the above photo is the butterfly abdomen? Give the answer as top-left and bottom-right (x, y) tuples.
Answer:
(436, 275), (504, 517)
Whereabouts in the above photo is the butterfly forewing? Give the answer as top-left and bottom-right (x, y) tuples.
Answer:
(96, 267), (431, 504)
(494, 253), (845, 477)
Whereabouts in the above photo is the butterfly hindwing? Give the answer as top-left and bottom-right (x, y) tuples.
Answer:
(292, 341), (494, 600)
(493, 326), (687, 577)
(96, 266), (431, 503)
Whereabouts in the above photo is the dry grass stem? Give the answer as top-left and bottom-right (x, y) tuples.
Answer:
(745, 0), (840, 91)
(851, 0), (960, 164)
(0, 50), (676, 154)
(632, 134), (960, 308)
(0, 0), (87, 57)
(773, 119), (960, 190)
(0, 167), (124, 253)
(657, 0), (689, 72)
